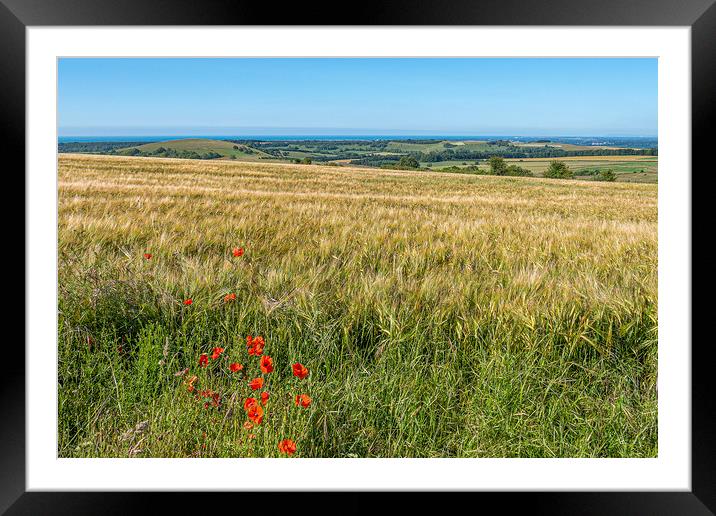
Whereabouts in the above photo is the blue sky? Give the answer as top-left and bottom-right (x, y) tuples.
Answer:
(58, 58), (657, 137)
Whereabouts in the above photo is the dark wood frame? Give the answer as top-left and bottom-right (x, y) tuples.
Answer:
(4, 0), (712, 513)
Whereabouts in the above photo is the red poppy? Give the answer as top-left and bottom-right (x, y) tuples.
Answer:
(229, 362), (244, 373)
(292, 363), (309, 380)
(244, 397), (257, 411)
(260, 355), (274, 374)
(143, 253), (152, 260)
(295, 394), (312, 408)
(211, 347), (225, 360)
(224, 293), (236, 303)
(246, 335), (265, 356)
(247, 402), (264, 425)
(232, 247), (244, 257)
(278, 439), (297, 455)
(260, 391), (269, 405)
(249, 377), (264, 390)
(198, 354), (208, 367)
(183, 299), (193, 305)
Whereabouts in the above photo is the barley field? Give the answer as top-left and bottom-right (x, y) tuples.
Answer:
(58, 154), (658, 458)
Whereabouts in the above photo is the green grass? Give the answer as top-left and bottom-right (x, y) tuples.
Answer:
(120, 138), (273, 160)
(58, 154), (658, 458)
(424, 157), (658, 183)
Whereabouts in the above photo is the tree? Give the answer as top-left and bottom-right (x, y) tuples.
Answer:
(301, 157), (312, 164)
(398, 156), (419, 169)
(505, 164), (533, 177)
(488, 156), (507, 175)
(544, 160), (573, 179)
(597, 169), (616, 182)
(233, 145), (239, 150)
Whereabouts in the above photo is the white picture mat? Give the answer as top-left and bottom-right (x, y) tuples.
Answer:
(27, 26), (690, 491)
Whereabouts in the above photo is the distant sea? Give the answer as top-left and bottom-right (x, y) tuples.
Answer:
(58, 135), (658, 148)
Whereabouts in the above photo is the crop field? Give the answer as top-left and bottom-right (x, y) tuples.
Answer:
(426, 156), (658, 183)
(511, 157), (657, 182)
(58, 154), (658, 458)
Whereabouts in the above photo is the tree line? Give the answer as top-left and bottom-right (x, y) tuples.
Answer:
(409, 146), (656, 163)
(117, 147), (223, 160)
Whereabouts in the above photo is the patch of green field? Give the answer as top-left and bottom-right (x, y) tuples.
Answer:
(517, 158), (657, 183)
(422, 159), (484, 169)
(387, 140), (508, 153)
(424, 157), (658, 183)
(121, 138), (273, 160)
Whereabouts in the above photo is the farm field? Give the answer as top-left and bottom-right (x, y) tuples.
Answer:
(426, 156), (658, 183)
(58, 154), (658, 458)
(60, 138), (658, 183)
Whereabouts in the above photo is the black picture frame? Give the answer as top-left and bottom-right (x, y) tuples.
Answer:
(5, 0), (713, 513)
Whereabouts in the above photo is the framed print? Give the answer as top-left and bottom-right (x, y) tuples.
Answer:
(6, 0), (714, 513)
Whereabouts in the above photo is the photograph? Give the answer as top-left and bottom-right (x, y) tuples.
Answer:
(57, 57), (658, 459)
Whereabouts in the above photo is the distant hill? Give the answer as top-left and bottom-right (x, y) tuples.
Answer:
(117, 138), (273, 160)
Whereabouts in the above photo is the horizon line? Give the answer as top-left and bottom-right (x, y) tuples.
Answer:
(58, 133), (659, 139)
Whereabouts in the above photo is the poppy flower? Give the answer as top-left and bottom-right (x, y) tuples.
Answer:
(211, 347), (225, 360)
(224, 293), (236, 303)
(229, 362), (243, 373)
(260, 391), (269, 405)
(143, 253), (152, 260)
(183, 299), (193, 306)
(247, 402), (264, 425)
(198, 354), (208, 367)
(295, 394), (312, 408)
(249, 377), (264, 390)
(243, 421), (253, 430)
(244, 397), (258, 411)
(292, 362), (309, 380)
(260, 355), (274, 374)
(232, 247), (244, 257)
(278, 439), (297, 455)
(246, 335), (265, 356)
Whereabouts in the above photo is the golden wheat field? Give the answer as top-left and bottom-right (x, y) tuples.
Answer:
(58, 154), (658, 458)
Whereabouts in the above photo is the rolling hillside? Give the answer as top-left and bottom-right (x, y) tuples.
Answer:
(118, 138), (273, 160)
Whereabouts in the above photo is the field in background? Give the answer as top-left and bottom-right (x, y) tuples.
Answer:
(119, 138), (274, 161)
(426, 156), (658, 183)
(61, 138), (658, 183)
(58, 154), (658, 458)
